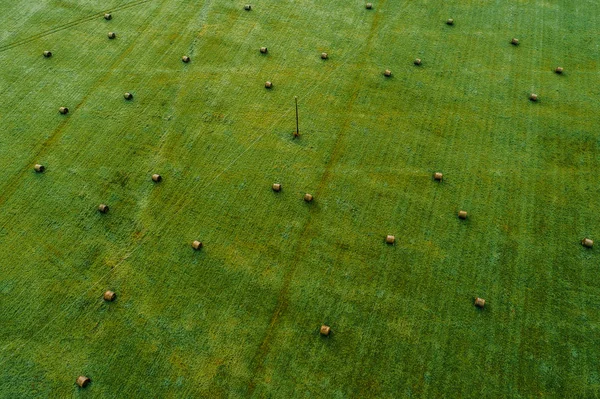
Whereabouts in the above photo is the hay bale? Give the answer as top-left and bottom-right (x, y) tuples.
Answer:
(43, 51), (52, 58)
(108, 32), (116, 39)
(260, 47), (268, 54)
(511, 38), (519, 45)
(59, 107), (69, 115)
(529, 93), (538, 102)
(104, 13), (112, 20)
(103, 290), (116, 301)
(265, 81), (273, 89)
(34, 164), (45, 173)
(582, 238), (594, 248)
(98, 204), (109, 214)
(386, 235), (395, 244)
(244, 4), (252, 10)
(458, 210), (467, 219)
(304, 193), (313, 202)
(152, 174), (162, 182)
(76, 376), (90, 388)
(384, 69), (392, 77)
(366, 3), (373, 9)
(192, 240), (203, 250)
(124, 92), (133, 100)
(414, 58), (422, 66)
(433, 172), (443, 181)
(446, 18), (454, 25)
(272, 183), (281, 192)
(321, 52), (328, 60)
(474, 297), (485, 308)
(320, 325), (331, 336)
(555, 67), (564, 74)
(182, 55), (190, 63)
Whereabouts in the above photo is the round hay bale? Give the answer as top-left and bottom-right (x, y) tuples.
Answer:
(76, 376), (90, 388)
(182, 55), (190, 63)
(511, 38), (519, 45)
(124, 92), (133, 100)
(43, 51), (52, 58)
(59, 107), (69, 115)
(321, 52), (328, 60)
(529, 93), (538, 102)
(304, 193), (313, 202)
(414, 58), (422, 66)
(582, 238), (594, 248)
(320, 325), (331, 336)
(446, 18), (454, 25)
(384, 69), (392, 77)
(555, 67), (564, 74)
(104, 13), (112, 20)
(98, 204), (109, 214)
(34, 164), (45, 173)
(433, 172), (443, 181)
(366, 3), (373, 9)
(152, 174), (162, 182)
(103, 290), (116, 301)
(244, 4), (252, 10)
(265, 81), (273, 89)
(108, 32), (116, 39)
(260, 47), (268, 54)
(272, 183), (281, 192)
(474, 297), (485, 308)
(385, 235), (395, 244)
(192, 240), (203, 250)
(458, 210), (467, 219)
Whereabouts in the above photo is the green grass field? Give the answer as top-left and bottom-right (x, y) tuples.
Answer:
(1, 0), (600, 397)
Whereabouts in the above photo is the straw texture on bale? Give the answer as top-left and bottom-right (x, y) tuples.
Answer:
(43, 51), (52, 58)
(529, 93), (538, 102)
(433, 172), (443, 181)
(414, 58), (422, 66)
(582, 238), (594, 248)
(108, 32), (116, 39)
(511, 38), (519, 45)
(34, 164), (45, 173)
(192, 240), (203, 250)
(366, 3), (373, 9)
(152, 174), (162, 182)
(446, 18), (454, 25)
(104, 13), (112, 20)
(103, 291), (116, 301)
(98, 204), (109, 214)
(555, 67), (564, 74)
(384, 69), (392, 77)
(182, 55), (190, 63)
(272, 183), (281, 192)
(320, 325), (331, 336)
(458, 210), (467, 219)
(244, 4), (251, 10)
(321, 52), (328, 59)
(304, 193), (313, 202)
(59, 107), (69, 115)
(386, 235), (395, 244)
(474, 297), (485, 308)
(260, 47), (268, 54)
(124, 92), (133, 100)
(76, 376), (90, 388)
(265, 81), (273, 88)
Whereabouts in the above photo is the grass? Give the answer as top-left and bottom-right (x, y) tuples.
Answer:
(1, 0), (600, 397)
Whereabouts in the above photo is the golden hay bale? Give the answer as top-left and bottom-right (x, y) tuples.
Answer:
(260, 47), (268, 54)
(511, 38), (519, 45)
(555, 67), (564, 74)
(384, 69), (392, 77)
(124, 92), (133, 100)
(108, 32), (116, 39)
(446, 18), (454, 25)
(386, 235), (395, 244)
(582, 238), (594, 248)
(152, 174), (162, 182)
(265, 81), (273, 88)
(244, 4), (252, 10)
(43, 51), (52, 58)
(458, 210), (467, 219)
(192, 240), (203, 250)
(433, 172), (443, 181)
(320, 325), (331, 336)
(103, 291), (116, 301)
(98, 204), (109, 214)
(182, 55), (190, 63)
(529, 93), (538, 102)
(321, 52), (328, 60)
(366, 3), (373, 9)
(76, 376), (90, 388)
(59, 107), (69, 115)
(474, 297), (485, 308)
(272, 183), (281, 192)
(104, 13), (112, 20)
(414, 58), (422, 66)
(34, 164), (45, 173)
(304, 193), (313, 202)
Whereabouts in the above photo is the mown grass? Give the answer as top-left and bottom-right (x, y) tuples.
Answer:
(0, 0), (599, 397)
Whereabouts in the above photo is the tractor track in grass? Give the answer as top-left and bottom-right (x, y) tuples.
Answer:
(246, 0), (389, 394)
(0, 0), (152, 53)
